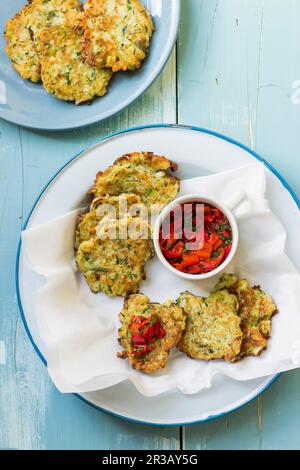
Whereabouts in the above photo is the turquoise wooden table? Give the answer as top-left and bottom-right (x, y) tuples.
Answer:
(1, 0), (300, 450)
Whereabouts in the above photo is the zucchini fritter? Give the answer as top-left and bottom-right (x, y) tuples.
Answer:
(215, 274), (278, 359)
(90, 152), (180, 210)
(83, 0), (155, 71)
(4, 0), (82, 83)
(36, 26), (113, 104)
(118, 294), (186, 373)
(75, 193), (142, 249)
(177, 290), (243, 362)
(76, 216), (154, 296)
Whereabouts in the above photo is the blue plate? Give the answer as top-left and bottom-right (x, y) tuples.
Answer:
(0, 0), (180, 131)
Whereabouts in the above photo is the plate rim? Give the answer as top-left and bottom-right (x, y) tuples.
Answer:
(0, 0), (181, 131)
(16, 123), (300, 426)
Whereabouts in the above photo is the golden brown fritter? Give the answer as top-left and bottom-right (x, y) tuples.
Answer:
(4, 0), (82, 82)
(4, 2), (40, 82)
(90, 152), (180, 210)
(76, 216), (154, 296)
(177, 290), (243, 362)
(215, 274), (278, 359)
(36, 26), (113, 104)
(118, 293), (186, 373)
(75, 193), (143, 249)
(83, 0), (155, 71)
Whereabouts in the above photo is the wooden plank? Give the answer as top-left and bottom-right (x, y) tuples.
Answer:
(253, 0), (300, 198)
(178, 0), (266, 146)
(0, 52), (180, 450)
(178, 0), (300, 449)
(0, 121), (24, 449)
(245, 0), (300, 449)
(259, 372), (300, 450)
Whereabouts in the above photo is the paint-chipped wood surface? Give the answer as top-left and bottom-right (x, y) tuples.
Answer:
(1, 0), (300, 450)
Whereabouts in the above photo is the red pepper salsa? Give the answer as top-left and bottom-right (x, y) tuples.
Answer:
(159, 202), (233, 275)
(129, 314), (166, 356)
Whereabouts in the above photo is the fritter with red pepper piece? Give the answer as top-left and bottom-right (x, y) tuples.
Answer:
(90, 152), (180, 210)
(177, 290), (243, 362)
(214, 274), (278, 359)
(118, 294), (186, 373)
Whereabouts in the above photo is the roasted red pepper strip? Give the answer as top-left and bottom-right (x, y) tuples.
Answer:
(129, 315), (166, 356)
(221, 230), (231, 238)
(163, 249), (181, 259)
(213, 239), (223, 250)
(211, 208), (222, 218)
(182, 254), (200, 267)
(200, 248), (225, 271)
(163, 241), (184, 260)
(132, 334), (146, 346)
(224, 244), (232, 258)
(193, 241), (213, 259)
(208, 232), (220, 246)
(185, 265), (202, 274)
(204, 214), (214, 223)
(172, 262), (183, 271)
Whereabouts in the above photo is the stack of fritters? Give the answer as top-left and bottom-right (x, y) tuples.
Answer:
(76, 193), (154, 296)
(75, 152), (180, 297)
(4, 0), (155, 103)
(177, 274), (277, 363)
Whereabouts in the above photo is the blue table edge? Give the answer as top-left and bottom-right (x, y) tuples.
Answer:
(15, 123), (300, 427)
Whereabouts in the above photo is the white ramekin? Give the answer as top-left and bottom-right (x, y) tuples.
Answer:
(153, 194), (239, 280)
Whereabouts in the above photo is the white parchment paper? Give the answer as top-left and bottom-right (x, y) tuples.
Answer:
(22, 164), (300, 396)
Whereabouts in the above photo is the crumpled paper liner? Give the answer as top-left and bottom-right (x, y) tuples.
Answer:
(22, 164), (300, 396)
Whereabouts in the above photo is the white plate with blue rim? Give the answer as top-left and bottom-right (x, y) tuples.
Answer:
(0, 0), (180, 131)
(16, 124), (300, 425)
